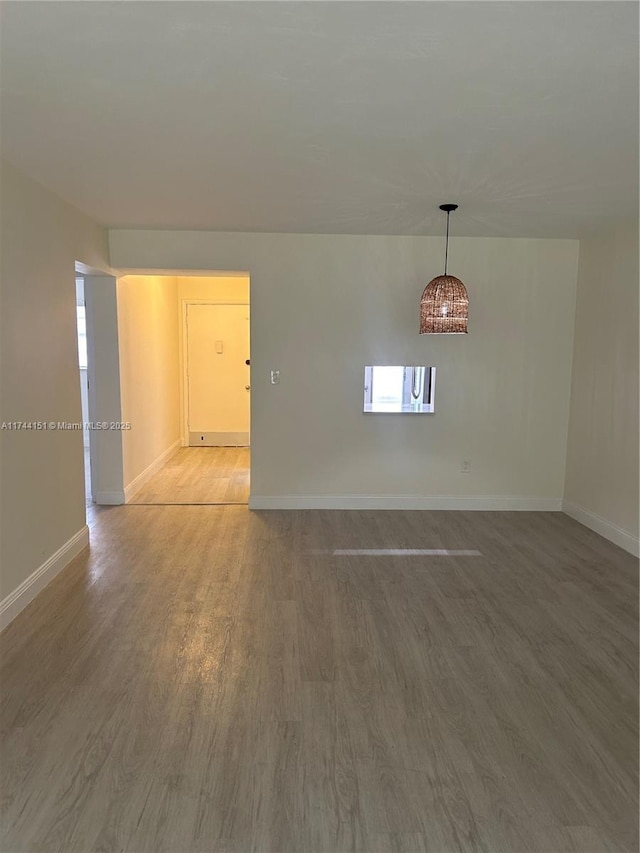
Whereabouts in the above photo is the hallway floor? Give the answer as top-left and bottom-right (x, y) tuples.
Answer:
(1, 506), (637, 852)
(129, 446), (250, 505)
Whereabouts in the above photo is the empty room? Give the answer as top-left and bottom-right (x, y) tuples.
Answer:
(0, 2), (638, 852)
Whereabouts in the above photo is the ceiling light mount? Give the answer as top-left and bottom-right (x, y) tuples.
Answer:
(420, 203), (469, 335)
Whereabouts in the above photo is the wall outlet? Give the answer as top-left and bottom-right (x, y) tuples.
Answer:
(270, 370), (280, 385)
(461, 459), (471, 473)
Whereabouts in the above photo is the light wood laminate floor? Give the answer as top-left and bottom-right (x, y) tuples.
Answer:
(1, 507), (637, 852)
(129, 447), (250, 504)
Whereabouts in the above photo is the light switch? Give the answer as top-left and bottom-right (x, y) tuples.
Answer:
(270, 370), (280, 385)
(215, 340), (223, 354)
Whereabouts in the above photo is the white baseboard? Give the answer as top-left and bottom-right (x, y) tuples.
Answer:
(562, 500), (639, 557)
(189, 431), (249, 447)
(0, 526), (90, 631)
(124, 439), (181, 502)
(95, 490), (126, 505)
(249, 495), (563, 511)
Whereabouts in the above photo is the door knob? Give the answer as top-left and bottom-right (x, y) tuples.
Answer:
(245, 359), (250, 365)
(245, 385), (251, 390)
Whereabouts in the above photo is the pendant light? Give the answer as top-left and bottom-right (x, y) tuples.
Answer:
(420, 204), (468, 334)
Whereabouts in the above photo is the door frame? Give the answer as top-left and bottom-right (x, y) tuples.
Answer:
(84, 274), (126, 503)
(179, 298), (250, 447)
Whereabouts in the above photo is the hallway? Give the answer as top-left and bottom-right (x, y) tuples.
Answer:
(129, 447), (250, 505)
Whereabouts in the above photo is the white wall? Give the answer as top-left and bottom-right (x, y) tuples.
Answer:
(1, 160), (110, 604)
(177, 274), (249, 303)
(117, 275), (181, 493)
(564, 223), (639, 554)
(110, 230), (579, 508)
(85, 274), (125, 503)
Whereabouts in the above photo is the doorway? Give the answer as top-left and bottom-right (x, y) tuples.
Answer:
(125, 273), (251, 506)
(75, 276), (92, 508)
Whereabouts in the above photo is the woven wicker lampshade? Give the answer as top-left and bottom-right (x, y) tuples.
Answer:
(420, 275), (468, 334)
(420, 204), (468, 335)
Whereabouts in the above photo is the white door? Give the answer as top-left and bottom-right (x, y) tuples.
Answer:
(186, 303), (250, 446)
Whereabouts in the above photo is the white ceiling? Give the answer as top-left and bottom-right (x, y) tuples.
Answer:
(1, 2), (638, 237)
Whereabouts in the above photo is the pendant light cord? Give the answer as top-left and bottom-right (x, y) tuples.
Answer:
(444, 210), (450, 276)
